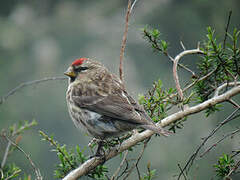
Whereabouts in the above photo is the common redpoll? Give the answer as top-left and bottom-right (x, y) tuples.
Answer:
(64, 58), (170, 140)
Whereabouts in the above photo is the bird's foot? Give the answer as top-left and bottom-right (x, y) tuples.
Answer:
(88, 139), (107, 160)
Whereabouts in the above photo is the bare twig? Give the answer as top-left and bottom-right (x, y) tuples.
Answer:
(111, 150), (129, 180)
(0, 76), (67, 106)
(228, 99), (240, 108)
(162, 67), (218, 104)
(130, 0), (139, 13)
(177, 164), (187, 180)
(180, 41), (186, 51)
(119, 0), (131, 82)
(63, 85), (240, 180)
(1, 141), (11, 168)
(200, 128), (240, 158)
(173, 48), (204, 101)
(182, 67), (217, 92)
(118, 161), (129, 180)
(123, 138), (150, 180)
(1, 133), (42, 180)
(223, 11), (232, 50)
(178, 108), (240, 180)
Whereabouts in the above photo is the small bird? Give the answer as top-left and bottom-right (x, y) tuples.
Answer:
(64, 58), (170, 141)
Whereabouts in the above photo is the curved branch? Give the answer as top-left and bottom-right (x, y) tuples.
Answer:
(173, 48), (204, 100)
(63, 85), (240, 180)
(111, 150), (128, 180)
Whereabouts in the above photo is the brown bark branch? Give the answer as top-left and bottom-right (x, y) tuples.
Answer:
(173, 48), (204, 101)
(119, 0), (131, 82)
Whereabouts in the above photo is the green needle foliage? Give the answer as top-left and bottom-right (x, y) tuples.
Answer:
(142, 24), (240, 179)
(39, 131), (108, 179)
(1, 164), (21, 180)
(214, 153), (235, 178)
(142, 26), (169, 54)
(195, 27), (240, 116)
(0, 120), (37, 180)
(139, 80), (176, 122)
(143, 25), (240, 118)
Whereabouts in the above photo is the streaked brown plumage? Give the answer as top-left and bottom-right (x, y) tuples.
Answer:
(65, 58), (170, 140)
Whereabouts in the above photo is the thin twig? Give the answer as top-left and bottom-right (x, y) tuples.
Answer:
(5, 169), (21, 180)
(178, 108), (240, 180)
(12, 120), (37, 137)
(180, 41), (186, 51)
(1, 141), (11, 168)
(0, 76), (67, 106)
(39, 130), (76, 169)
(144, 29), (196, 76)
(200, 128), (240, 158)
(111, 150), (129, 180)
(177, 164), (187, 180)
(228, 99), (240, 108)
(130, 0), (139, 13)
(162, 67), (218, 104)
(173, 48), (204, 101)
(119, 0), (131, 82)
(117, 160), (129, 180)
(223, 11), (232, 50)
(227, 159), (240, 177)
(182, 67), (217, 92)
(123, 138), (150, 180)
(1, 133), (42, 180)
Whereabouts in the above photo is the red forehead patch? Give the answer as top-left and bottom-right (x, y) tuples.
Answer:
(72, 58), (88, 66)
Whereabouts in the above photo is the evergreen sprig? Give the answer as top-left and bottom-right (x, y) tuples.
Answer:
(39, 130), (108, 179)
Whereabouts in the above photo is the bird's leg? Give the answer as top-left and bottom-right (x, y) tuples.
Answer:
(88, 138), (106, 159)
(95, 140), (105, 157)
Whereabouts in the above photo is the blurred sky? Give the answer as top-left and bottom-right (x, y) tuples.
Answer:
(1, 0), (240, 179)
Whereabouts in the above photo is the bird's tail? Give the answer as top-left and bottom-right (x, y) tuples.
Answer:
(140, 124), (172, 137)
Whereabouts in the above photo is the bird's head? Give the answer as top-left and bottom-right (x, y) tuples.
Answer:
(64, 58), (103, 83)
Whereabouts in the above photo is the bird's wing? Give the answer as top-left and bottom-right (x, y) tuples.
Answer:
(72, 87), (149, 125)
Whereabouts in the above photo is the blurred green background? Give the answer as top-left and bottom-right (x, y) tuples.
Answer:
(1, 0), (240, 179)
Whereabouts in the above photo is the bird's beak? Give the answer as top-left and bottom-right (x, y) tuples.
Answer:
(64, 69), (76, 78)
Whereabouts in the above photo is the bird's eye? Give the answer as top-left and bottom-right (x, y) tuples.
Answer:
(75, 66), (89, 72)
